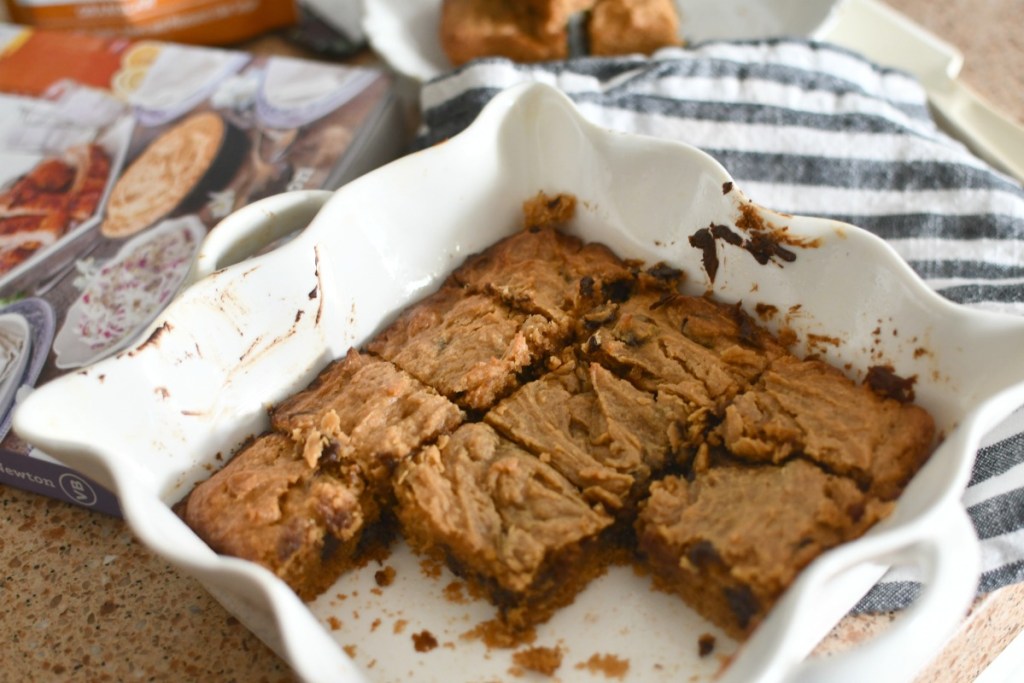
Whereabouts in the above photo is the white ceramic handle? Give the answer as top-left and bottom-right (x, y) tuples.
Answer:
(787, 503), (979, 683)
(821, 0), (1024, 185)
(185, 190), (334, 287)
(930, 80), (1024, 186)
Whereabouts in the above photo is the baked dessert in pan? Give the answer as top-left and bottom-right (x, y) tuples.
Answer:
(178, 192), (935, 640)
(17, 83), (1014, 682)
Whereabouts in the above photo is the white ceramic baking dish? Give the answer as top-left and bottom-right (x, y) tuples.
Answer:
(14, 83), (1024, 683)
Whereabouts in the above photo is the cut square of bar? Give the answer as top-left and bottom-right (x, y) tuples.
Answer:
(636, 459), (891, 639)
(583, 288), (788, 441)
(486, 352), (685, 517)
(448, 221), (636, 329)
(394, 422), (614, 630)
(182, 349), (463, 601)
(367, 286), (563, 412)
(271, 348), (464, 495)
(180, 432), (375, 601)
(714, 354), (936, 500)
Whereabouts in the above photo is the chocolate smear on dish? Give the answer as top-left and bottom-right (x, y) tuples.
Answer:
(689, 204), (821, 283)
(865, 365), (917, 403)
(698, 633), (717, 657)
(131, 321), (172, 355)
(688, 226), (719, 282)
(412, 629), (439, 652)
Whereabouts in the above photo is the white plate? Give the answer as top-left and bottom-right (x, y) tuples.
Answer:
(362, 0), (843, 82)
(126, 45), (251, 127)
(14, 83), (1024, 683)
(52, 215), (204, 369)
(255, 57), (381, 129)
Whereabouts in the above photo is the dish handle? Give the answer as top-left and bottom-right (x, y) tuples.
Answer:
(930, 77), (1024, 186)
(184, 189), (334, 286)
(782, 502), (979, 683)
(726, 500), (979, 683)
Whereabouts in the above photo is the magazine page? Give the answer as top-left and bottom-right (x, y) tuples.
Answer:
(0, 24), (396, 512)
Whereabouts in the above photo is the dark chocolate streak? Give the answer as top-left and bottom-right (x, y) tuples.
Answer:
(865, 365), (917, 403)
(690, 221), (799, 283)
(688, 226), (719, 283)
(723, 584), (761, 630)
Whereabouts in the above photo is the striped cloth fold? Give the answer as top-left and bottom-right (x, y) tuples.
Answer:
(415, 39), (1024, 613)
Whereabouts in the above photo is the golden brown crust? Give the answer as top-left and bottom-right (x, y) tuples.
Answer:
(447, 210), (635, 327)
(394, 423), (613, 629)
(271, 349), (464, 491)
(521, 190), (576, 230)
(182, 350), (462, 599)
(582, 288), (790, 444)
(440, 0), (569, 66)
(486, 355), (681, 514)
(716, 355), (935, 500)
(588, 0), (681, 56)
(367, 287), (564, 411)
(637, 461), (892, 639)
(180, 432), (374, 601)
(438, 0), (681, 66)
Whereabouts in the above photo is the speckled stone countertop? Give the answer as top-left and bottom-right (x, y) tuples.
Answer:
(1, 1), (1022, 681)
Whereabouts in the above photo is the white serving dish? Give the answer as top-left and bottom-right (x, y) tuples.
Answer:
(14, 83), (1024, 683)
(362, 0), (843, 82)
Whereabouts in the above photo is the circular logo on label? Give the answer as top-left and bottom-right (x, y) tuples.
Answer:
(59, 473), (99, 507)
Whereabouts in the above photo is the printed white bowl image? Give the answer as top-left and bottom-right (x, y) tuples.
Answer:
(53, 215), (205, 369)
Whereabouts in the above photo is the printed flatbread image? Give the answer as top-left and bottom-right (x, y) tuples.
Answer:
(101, 111), (244, 238)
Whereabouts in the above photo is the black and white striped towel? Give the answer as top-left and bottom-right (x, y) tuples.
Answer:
(416, 40), (1024, 613)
